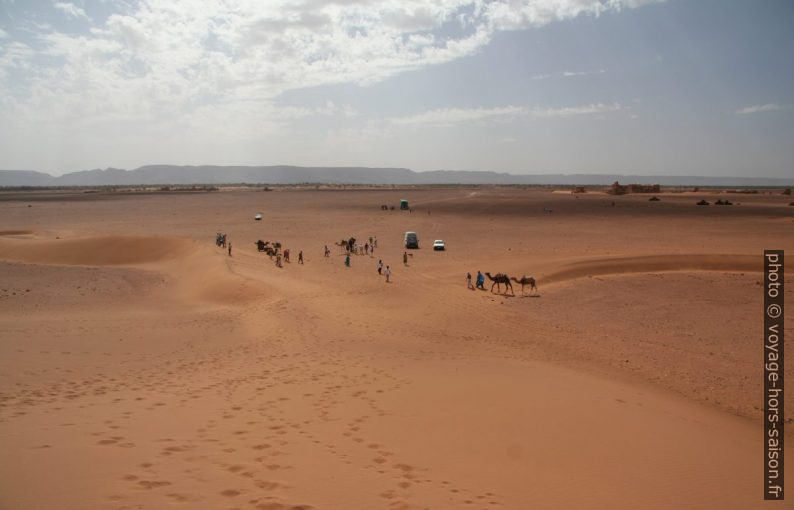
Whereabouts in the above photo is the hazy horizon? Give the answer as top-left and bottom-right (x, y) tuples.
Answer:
(1, 0), (793, 178)
(1, 164), (792, 181)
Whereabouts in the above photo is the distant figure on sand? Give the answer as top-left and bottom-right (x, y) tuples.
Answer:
(324, 245), (330, 257)
(228, 242), (232, 256)
(403, 252), (408, 266)
(466, 272), (472, 289)
(345, 254), (350, 267)
(377, 259), (383, 275)
(298, 251), (304, 264)
(276, 253), (282, 267)
(284, 249), (290, 263)
(385, 265), (391, 282)
(476, 271), (485, 290)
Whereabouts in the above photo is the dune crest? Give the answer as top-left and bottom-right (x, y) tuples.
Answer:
(542, 254), (762, 284)
(0, 235), (269, 305)
(0, 235), (194, 266)
(0, 229), (34, 236)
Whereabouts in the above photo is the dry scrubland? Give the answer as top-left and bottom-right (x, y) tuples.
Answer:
(0, 187), (792, 510)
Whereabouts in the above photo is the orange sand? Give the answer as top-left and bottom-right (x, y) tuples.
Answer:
(0, 187), (792, 509)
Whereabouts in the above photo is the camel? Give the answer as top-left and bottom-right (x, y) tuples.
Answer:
(334, 238), (352, 253)
(511, 275), (537, 295)
(484, 272), (514, 295)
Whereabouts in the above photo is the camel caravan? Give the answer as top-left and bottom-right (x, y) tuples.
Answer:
(484, 272), (538, 296)
(334, 236), (378, 256)
(255, 239), (281, 257)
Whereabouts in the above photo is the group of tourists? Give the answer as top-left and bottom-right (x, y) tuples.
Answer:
(376, 259), (392, 282)
(345, 236), (378, 256)
(273, 248), (303, 268)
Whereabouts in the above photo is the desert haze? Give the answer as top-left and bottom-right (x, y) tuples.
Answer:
(0, 187), (792, 510)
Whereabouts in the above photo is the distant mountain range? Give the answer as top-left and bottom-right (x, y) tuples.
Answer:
(1, 165), (792, 187)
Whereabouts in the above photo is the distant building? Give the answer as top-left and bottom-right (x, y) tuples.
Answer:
(608, 181), (627, 195)
(627, 183), (660, 193)
(608, 181), (659, 194)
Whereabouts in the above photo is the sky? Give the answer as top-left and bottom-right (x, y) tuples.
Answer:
(0, 0), (793, 177)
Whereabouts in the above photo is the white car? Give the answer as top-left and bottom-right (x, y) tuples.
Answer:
(433, 240), (445, 251)
(254, 213), (262, 221)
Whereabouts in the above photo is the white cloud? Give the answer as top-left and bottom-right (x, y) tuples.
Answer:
(532, 102), (622, 117)
(0, 0), (660, 169)
(532, 69), (605, 80)
(392, 105), (526, 126)
(391, 102), (623, 126)
(562, 69), (605, 77)
(735, 103), (788, 115)
(0, 28), (9, 39)
(54, 2), (91, 21)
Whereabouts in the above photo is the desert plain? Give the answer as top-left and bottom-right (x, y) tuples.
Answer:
(0, 186), (792, 510)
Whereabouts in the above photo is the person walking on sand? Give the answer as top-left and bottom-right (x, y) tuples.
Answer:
(377, 259), (383, 275)
(384, 265), (391, 282)
(324, 245), (330, 257)
(298, 250), (304, 264)
(345, 254), (350, 267)
(403, 251), (408, 266)
(284, 248), (290, 263)
(466, 272), (472, 289)
(476, 271), (485, 290)
(276, 253), (282, 268)
(228, 242), (232, 256)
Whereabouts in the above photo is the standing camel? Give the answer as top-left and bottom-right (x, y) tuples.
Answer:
(484, 272), (514, 295)
(334, 239), (348, 253)
(511, 276), (537, 295)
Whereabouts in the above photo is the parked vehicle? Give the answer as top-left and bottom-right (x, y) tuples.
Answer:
(433, 240), (445, 251)
(400, 199), (409, 210)
(254, 213), (263, 220)
(404, 231), (419, 249)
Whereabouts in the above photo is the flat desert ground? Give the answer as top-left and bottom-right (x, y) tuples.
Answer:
(0, 187), (792, 510)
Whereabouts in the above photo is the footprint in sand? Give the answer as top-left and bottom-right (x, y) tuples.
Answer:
(137, 480), (171, 490)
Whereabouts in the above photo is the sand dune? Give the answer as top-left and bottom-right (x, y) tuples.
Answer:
(0, 235), (193, 267)
(542, 254), (761, 284)
(0, 235), (269, 306)
(0, 229), (34, 236)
